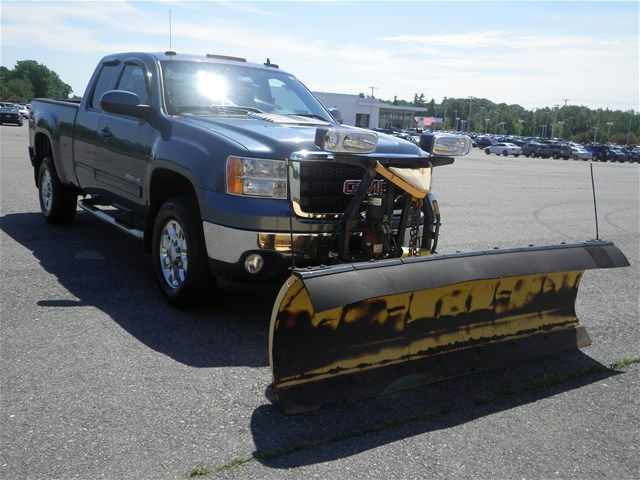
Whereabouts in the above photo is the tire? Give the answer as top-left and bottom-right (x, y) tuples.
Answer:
(573, 155), (578, 160)
(514, 154), (519, 157)
(503, 150), (508, 156)
(485, 148), (490, 155)
(38, 156), (77, 224)
(152, 197), (212, 308)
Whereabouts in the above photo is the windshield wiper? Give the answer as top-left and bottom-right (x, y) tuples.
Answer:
(208, 105), (264, 114)
(174, 105), (264, 115)
(288, 113), (328, 121)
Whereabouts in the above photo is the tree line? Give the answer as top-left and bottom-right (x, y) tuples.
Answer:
(0, 60), (72, 104)
(380, 93), (639, 145)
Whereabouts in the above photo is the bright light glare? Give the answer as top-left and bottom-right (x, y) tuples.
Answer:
(196, 71), (229, 103)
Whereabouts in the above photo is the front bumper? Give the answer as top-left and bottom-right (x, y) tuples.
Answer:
(203, 221), (425, 284)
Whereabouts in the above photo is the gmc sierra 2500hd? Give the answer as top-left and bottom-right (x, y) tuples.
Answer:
(29, 51), (459, 306)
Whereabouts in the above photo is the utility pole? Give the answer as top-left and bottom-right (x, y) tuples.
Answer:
(467, 96), (474, 133)
(562, 98), (570, 107)
(369, 86), (377, 129)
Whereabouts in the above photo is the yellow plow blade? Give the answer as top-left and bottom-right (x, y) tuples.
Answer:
(269, 241), (629, 414)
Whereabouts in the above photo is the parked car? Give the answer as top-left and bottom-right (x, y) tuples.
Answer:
(0, 106), (24, 126)
(522, 142), (552, 158)
(544, 142), (572, 159)
(570, 146), (592, 160)
(607, 146), (629, 162)
(17, 105), (29, 119)
(485, 142), (522, 156)
(475, 136), (494, 148)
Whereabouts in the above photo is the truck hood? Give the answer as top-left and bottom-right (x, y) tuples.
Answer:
(179, 115), (421, 158)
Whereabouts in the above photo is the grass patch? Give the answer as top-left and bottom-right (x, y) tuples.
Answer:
(188, 465), (211, 477)
(215, 457), (252, 472)
(610, 356), (640, 370)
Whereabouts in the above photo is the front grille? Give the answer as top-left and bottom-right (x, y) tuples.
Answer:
(299, 161), (364, 214)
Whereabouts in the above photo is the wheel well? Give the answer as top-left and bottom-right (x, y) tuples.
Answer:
(145, 168), (199, 252)
(33, 133), (52, 184)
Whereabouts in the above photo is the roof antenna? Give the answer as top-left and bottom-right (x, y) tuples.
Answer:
(589, 162), (600, 240)
(169, 9), (172, 52)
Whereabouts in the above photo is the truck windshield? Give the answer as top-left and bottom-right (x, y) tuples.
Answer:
(160, 60), (332, 120)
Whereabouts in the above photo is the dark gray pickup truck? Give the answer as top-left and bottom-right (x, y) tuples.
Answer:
(29, 51), (469, 306)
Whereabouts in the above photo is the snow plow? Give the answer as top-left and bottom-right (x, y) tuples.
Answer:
(268, 129), (629, 414)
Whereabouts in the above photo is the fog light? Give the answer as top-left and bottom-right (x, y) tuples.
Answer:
(244, 254), (264, 274)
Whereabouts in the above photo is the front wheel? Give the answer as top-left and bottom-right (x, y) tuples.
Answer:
(485, 148), (490, 155)
(38, 156), (77, 224)
(152, 197), (212, 307)
(503, 150), (508, 156)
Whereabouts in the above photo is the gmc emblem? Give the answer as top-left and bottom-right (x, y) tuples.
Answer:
(343, 179), (386, 195)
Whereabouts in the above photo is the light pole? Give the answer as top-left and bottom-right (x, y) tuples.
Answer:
(544, 111), (550, 139)
(540, 125), (547, 138)
(484, 118), (490, 133)
(467, 96), (474, 133)
(454, 110), (458, 130)
(606, 121), (614, 142)
(460, 120), (467, 132)
(551, 105), (560, 138)
(497, 121), (506, 134)
(531, 109), (537, 137)
(593, 109), (600, 143)
(455, 117), (460, 131)
(556, 121), (564, 139)
(369, 86), (377, 129)
(518, 119), (524, 135)
(627, 112), (633, 145)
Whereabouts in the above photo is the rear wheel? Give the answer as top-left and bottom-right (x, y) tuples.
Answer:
(503, 150), (508, 156)
(152, 197), (212, 307)
(38, 156), (77, 224)
(485, 148), (490, 155)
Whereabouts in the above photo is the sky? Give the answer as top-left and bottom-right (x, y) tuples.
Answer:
(1, 1), (638, 110)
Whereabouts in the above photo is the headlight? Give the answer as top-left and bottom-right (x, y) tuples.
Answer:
(226, 156), (287, 199)
(315, 127), (378, 154)
(419, 133), (472, 156)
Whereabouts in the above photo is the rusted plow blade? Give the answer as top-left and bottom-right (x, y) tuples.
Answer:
(269, 240), (629, 414)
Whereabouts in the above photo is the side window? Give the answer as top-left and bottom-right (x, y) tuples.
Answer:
(91, 64), (120, 110)
(117, 65), (149, 105)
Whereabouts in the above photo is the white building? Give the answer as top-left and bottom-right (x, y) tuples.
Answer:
(313, 92), (430, 130)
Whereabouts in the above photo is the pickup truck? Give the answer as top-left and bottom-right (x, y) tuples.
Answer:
(29, 51), (464, 306)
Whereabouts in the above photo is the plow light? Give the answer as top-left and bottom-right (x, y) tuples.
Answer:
(420, 133), (472, 156)
(315, 128), (378, 154)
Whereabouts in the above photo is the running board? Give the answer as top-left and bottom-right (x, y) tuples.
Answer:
(78, 198), (144, 240)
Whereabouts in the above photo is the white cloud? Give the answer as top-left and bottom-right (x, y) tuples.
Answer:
(1, 2), (637, 109)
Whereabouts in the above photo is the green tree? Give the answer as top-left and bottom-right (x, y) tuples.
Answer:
(2, 78), (34, 103)
(1, 60), (72, 102)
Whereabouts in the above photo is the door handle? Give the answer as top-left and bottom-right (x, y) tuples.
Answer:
(99, 127), (113, 139)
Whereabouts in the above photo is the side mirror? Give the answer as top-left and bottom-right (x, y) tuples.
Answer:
(328, 107), (343, 125)
(100, 90), (151, 119)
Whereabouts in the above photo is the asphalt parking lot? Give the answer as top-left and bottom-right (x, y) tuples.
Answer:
(1, 123), (638, 480)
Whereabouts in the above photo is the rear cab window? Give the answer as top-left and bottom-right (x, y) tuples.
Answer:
(91, 64), (120, 111)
